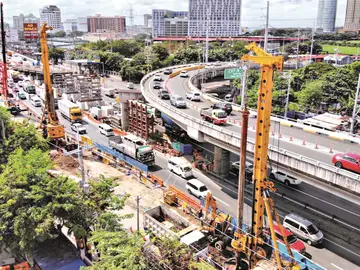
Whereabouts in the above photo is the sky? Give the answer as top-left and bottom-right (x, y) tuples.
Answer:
(2, 0), (347, 29)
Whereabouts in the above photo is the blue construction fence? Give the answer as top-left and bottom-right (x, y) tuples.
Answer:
(199, 199), (325, 270)
(93, 142), (149, 173)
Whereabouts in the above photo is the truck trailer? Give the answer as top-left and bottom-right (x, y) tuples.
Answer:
(58, 99), (82, 123)
(200, 108), (227, 125)
(109, 134), (155, 165)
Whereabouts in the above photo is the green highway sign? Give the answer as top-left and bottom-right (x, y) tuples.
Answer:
(224, 68), (243, 80)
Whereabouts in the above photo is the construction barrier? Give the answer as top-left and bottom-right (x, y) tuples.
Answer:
(169, 185), (201, 212)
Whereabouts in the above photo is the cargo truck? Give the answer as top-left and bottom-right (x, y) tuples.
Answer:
(200, 108), (227, 125)
(58, 99), (82, 123)
(109, 134), (155, 165)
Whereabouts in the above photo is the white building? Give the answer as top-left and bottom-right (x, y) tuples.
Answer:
(7, 28), (19, 42)
(63, 19), (77, 33)
(39, 5), (62, 33)
(152, 9), (188, 37)
(77, 17), (88, 32)
(188, 0), (242, 37)
(316, 0), (337, 32)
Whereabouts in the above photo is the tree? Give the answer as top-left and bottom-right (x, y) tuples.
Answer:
(54, 30), (66, 38)
(49, 48), (65, 64)
(296, 81), (324, 110)
(0, 149), (81, 263)
(69, 31), (84, 37)
(151, 44), (169, 61)
(111, 39), (142, 58)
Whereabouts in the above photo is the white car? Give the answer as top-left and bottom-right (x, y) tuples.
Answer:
(71, 123), (86, 134)
(180, 71), (188, 78)
(17, 81), (24, 88)
(186, 179), (210, 199)
(186, 91), (201, 101)
(270, 170), (302, 186)
(153, 74), (162, 81)
(231, 161), (253, 175)
(127, 82), (134, 89)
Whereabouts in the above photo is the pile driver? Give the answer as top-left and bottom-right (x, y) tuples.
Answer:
(227, 42), (301, 269)
(39, 23), (65, 140)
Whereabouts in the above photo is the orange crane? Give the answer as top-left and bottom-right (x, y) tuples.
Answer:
(228, 42), (300, 270)
(39, 22), (65, 140)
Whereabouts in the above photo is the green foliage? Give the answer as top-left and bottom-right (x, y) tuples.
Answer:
(296, 81), (324, 110)
(152, 44), (169, 61)
(54, 30), (66, 38)
(48, 48), (65, 64)
(0, 149), (80, 255)
(69, 31), (84, 37)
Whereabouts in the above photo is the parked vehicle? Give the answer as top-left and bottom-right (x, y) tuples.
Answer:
(58, 99), (82, 123)
(158, 90), (170, 99)
(168, 157), (193, 178)
(127, 82), (134, 89)
(224, 94), (233, 102)
(186, 179), (210, 198)
(269, 170), (302, 186)
(231, 161), (254, 175)
(170, 95), (186, 108)
(332, 153), (360, 173)
(103, 88), (115, 98)
(24, 83), (36, 95)
(98, 123), (114, 137)
(212, 102), (232, 115)
(153, 74), (162, 81)
(180, 71), (188, 78)
(153, 81), (162, 89)
(283, 213), (323, 246)
(109, 134), (155, 165)
(200, 108), (227, 125)
(265, 224), (306, 254)
(163, 68), (173, 75)
(71, 123), (86, 134)
(186, 91), (201, 101)
(30, 95), (41, 107)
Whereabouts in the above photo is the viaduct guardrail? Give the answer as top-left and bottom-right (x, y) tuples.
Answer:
(141, 65), (360, 195)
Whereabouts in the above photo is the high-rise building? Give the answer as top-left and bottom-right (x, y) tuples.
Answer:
(77, 17), (88, 32)
(316, 0), (337, 32)
(39, 5), (62, 32)
(87, 14), (126, 33)
(188, 0), (241, 37)
(12, 13), (39, 39)
(152, 10), (188, 37)
(344, 0), (360, 32)
(144, 14), (152, 27)
(63, 19), (77, 33)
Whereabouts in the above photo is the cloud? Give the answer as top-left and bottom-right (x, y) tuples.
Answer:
(3, 0), (346, 28)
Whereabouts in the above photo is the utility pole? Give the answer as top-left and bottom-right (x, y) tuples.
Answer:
(264, 1), (269, 52)
(351, 74), (360, 134)
(205, 9), (210, 63)
(296, 27), (300, 69)
(309, 22), (315, 64)
(136, 195), (140, 231)
(284, 71), (292, 120)
(240, 65), (248, 110)
(129, 4), (134, 37)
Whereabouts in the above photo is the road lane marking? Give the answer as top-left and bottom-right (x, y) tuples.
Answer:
(330, 263), (344, 270)
(213, 196), (230, 206)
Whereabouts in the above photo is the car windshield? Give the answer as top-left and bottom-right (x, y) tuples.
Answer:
(216, 111), (227, 118)
(286, 234), (297, 244)
(199, 186), (208, 192)
(135, 141), (144, 146)
(177, 97), (184, 101)
(183, 166), (191, 172)
(225, 104), (232, 108)
(194, 93), (200, 96)
(161, 91), (168, 94)
(307, 224), (319, 234)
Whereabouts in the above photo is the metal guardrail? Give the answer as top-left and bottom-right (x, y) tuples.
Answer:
(141, 66), (360, 194)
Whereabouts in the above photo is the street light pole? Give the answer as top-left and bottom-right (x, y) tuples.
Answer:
(240, 65), (248, 110)
(351, 74), (360, 134)
(284, 71), (292, 120)
(136, 195), (140, 231)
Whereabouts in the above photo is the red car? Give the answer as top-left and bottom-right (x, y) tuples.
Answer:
(332, 153), (360, 173)
(266, 224), (306, 254)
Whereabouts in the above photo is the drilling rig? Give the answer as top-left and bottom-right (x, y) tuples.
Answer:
(229, 42), (301, 270)
(39, 22), (65, 140)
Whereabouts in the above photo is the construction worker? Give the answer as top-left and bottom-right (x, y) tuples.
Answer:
(198, 209), (204, 226)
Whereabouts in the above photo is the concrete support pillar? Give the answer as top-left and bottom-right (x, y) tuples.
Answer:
(120, 102), (128, 130)
(213, 146), (222, 175)
(220, 148), (230, 177)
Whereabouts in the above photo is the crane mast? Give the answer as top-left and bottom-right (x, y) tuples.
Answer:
(39, 23), (64, 140)
(231, 43), (300, 270)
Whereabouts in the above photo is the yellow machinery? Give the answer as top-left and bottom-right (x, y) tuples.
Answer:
(230, 42), (300, 270)
(39, 23), (65, 140)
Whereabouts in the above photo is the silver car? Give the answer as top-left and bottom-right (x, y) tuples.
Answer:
(170, 95), (186, 108)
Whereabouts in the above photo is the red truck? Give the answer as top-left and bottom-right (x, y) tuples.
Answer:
(200, 108), (227, 125)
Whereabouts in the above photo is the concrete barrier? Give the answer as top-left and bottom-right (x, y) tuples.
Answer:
(141, 66), (360, 195)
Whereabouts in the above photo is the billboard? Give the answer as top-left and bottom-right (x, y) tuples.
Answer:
(23, 23), (38, 39)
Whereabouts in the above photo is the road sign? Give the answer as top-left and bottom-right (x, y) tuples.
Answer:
(224, 68), (243, 80)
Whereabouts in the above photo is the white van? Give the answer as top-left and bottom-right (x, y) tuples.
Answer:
(98, 124), (114, 137)
(283, 213), (323, 246)
(30, 95), (41, 107)
(168, 157), (193, 178)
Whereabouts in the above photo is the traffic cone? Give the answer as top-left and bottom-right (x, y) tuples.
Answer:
(279, 132), (282, 139)
(271, 130), (275, 136)
(302, 136), (306, 145)
(253, 125), (255, 130)
(329, 145), (333, 153)
(289, 133), (293, 141)
(315, 139), (319, 149)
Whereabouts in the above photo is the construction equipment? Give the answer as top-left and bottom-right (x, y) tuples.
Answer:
(39, 23), (65, 140)
(230, 42), (300, 270)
